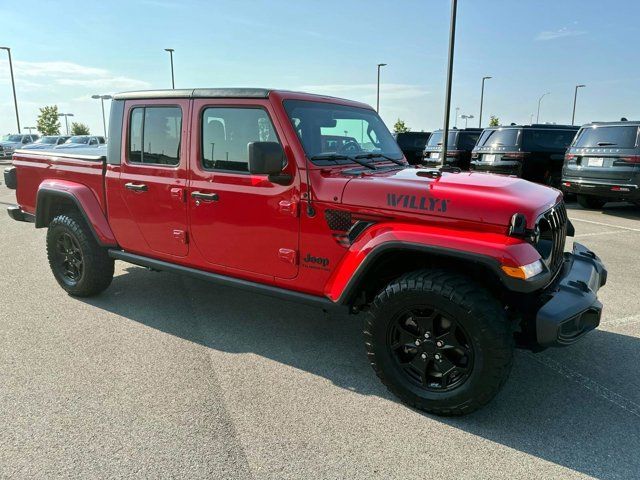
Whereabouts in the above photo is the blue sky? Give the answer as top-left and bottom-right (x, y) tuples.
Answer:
(1, 0), (638, 136)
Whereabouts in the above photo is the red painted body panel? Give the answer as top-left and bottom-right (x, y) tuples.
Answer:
(11, 90), (562, 302)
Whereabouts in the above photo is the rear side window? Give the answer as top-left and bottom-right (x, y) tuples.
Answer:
(478, 128), (519, 148)
(128, 106), (182, 165)
(522, 129), (577, 152)
(201, 107), (279, 172)
(573, 126), (639, 149)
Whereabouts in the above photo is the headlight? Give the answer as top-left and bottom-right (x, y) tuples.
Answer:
(501, 260), (545, 280)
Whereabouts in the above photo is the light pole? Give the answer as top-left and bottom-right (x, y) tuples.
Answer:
(0, 46), (20, 132)
(58, 113), (74, 135)
(440, 0), (457, 162)
(536, 92), (550, 123)
(376, 63), (387, 113)
(460, 114), (474, 128)
(91, 94), (113, 137)
(479, 76), (492, 127)
(454, 107), (460, 128)
(23, 126), (36, 134)
(165, 48), (175, 89)
(571, 84), (586, 126)
(530, 113), (534, 124)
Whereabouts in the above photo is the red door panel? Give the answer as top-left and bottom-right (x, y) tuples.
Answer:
(188, 100), (300, 279)
(117, 99), (190, 258)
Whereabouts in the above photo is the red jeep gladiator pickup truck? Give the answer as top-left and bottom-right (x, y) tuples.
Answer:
(5, 88), (607, 415)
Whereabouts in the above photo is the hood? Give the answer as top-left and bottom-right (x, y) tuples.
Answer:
(340, 168), (562, 228)
(0, 141), (21, 148)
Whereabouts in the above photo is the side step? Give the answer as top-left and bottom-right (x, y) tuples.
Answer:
(108, 249), (346, 312)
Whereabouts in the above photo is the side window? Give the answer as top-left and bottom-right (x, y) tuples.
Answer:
(201, 107), (279, 172)
(128, 106), (182, 166)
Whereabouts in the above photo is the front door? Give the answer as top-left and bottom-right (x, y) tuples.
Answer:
(119, 99), (190, 258)
(188, 101), (299, 279)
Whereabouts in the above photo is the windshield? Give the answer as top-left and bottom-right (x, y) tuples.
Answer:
(66, 136), (89, 144)
(283, 100), (403, 163)
(427, 131), (458, 148)
(6, 135), (24, 142)
(573, 125), (638, 148)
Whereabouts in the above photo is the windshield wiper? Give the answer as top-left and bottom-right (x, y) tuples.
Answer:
(355, 152), (406, 166)
(309, 153), (377, 170)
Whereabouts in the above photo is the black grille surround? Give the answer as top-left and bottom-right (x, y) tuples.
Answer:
(535, 202), (568, 275)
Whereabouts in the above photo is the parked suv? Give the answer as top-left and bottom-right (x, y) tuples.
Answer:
(1, 134), (39, 158)
(21, 135), (70, 150)
(394, 131), (430, 165)
(562, 121), (640, 208)
(423, 128), (482, 169)
(55, 135), (106, 149)
(5, 88), (607, 415)
(470, 125), (578, 187)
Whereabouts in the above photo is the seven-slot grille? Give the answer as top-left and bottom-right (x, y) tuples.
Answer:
(538, 202), (568, 273)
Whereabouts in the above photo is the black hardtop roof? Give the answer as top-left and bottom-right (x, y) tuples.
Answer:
(581, 120), (640, 127)
(485, 124), (578, 130)
(113, 88), (272, 100)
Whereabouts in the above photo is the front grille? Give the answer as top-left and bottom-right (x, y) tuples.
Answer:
(536, 202), (568, 273)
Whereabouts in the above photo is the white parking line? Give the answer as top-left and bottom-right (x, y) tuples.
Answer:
(574, 229), (629, 238)
(571, 217), (640, 233)
(527, 352), (640, 419)
(601, 314), (640, 328)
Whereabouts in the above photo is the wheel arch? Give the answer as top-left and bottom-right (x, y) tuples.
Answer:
(36, 182), (117, 247)
(325, 224), (546, 307)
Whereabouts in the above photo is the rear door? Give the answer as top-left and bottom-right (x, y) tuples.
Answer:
(188, 100), (300, 279)
(118, 99), (190, 257)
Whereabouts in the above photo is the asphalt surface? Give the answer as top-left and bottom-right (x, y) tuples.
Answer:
(1, 172), (640, 479)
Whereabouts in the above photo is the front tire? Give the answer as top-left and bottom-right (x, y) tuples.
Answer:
(46, 213), (114, 297)
(364, 270), (514, 416)
(577, 194), (606, 209)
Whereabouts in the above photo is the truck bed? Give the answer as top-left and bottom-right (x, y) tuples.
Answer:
(11, 149), (107, 217)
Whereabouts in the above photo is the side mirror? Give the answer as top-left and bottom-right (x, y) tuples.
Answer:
(248, 142), (291, 185)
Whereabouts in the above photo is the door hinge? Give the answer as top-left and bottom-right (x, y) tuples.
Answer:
(173, 229), (188, 244)
(278, 248), (297, 265)
(278, 200), (298, 217)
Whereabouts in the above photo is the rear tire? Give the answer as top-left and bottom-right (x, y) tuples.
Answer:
(577, 194), (606, 209)
(364, 269), (514, 416)
(46, 213), (114, 297)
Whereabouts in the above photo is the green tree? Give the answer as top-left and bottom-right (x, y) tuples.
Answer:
(488, 115), (500, 127)
(393, 118), (410, 134)
(36, 105), (61, 135)
(71, 122), (90, 135)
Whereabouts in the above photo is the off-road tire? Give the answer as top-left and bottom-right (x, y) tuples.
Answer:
(364, 269), (514, 416)
(46, 213), (114, 296)
(577, 194), (606, 209)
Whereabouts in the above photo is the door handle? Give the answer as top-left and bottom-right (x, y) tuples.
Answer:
(124, 182), (148, 192)
(191, 191), (219, 202)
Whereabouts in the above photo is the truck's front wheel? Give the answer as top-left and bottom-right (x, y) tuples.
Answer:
(46, 214), (114, 297)
(364, 270), (514, 416)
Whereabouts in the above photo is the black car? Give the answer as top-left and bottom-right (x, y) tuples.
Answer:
(562, 121), (640, 208)
(394, 131), (430, 165)
(423, 128), (483, 169)
(470, 124), (579, 187)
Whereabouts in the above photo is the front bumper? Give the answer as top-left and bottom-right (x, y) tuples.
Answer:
(6, 205), (35, 223)
(535, 242), (607, 347)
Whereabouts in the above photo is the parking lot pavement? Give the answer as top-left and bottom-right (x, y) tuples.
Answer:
(1, 184), (640, 480)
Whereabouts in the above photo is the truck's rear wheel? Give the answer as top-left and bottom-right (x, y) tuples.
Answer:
(364, 270), (514, 416)
(46, 214), (114, 297)
(577, 194), (606, 209)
